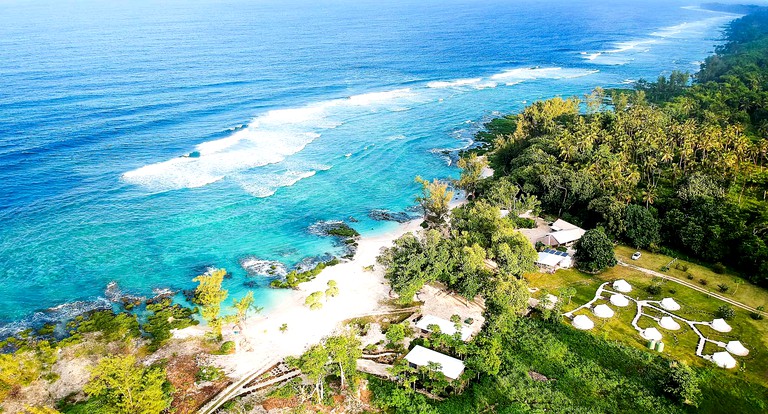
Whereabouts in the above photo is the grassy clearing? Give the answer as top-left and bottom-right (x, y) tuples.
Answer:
(615, 245), (768, 310)
(525, 266), (768, 389)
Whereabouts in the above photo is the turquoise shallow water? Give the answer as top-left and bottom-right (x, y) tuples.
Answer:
(0, 0), (741, 333)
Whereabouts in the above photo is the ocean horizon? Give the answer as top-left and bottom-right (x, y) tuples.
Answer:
(0, 0), (741, 334)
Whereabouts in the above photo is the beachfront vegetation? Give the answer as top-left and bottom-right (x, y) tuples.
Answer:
(379, 200), (537, 305)
(305, 291), (324, 310)
(325, 280), (339, 298)
(454, 154), (487, 199)
(270, 258), (341, 289)
(143, 299), (198, 351)
(415, 176), (454, 226)
(193, 269), (229, 339)
(232, 291), (262, 325)
(286, 332), (362, 402)
(79, 355), (172, 414)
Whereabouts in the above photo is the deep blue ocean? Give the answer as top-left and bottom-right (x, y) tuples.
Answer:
(0, 0), (742, 333)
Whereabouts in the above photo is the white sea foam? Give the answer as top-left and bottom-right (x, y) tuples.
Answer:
(347, 88), (413, 105)
(583, 13), (738, 65)
(427, 78), (482, 89)
(123, 86), (423, 192)
(123, 130), (319, 191)
(240, 257), (288, 277)
(239, 170), (321, 198)
(490, 67), (599, 84)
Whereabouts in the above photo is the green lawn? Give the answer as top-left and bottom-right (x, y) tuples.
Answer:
(525, 265), (768, 389)
(615, 245), (768, 310)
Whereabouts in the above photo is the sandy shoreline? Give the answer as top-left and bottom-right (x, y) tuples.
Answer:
(184, 218), (421, 378)
(180, 194), (466, 379)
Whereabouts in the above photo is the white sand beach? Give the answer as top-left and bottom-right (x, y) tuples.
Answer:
(176, 193), (467, 380)
(190, 218), (423, 379)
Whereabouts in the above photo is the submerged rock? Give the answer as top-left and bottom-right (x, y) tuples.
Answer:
(368, 209), (415, 223)
(307, 220), (359, 238)
(240, 257), (288, 278)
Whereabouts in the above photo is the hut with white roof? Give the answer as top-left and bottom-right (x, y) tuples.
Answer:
(711, 318), (732, 333)
(660, 298), (681, 311)
(572, 314), (594, 330)
(593, 304), (615, 318)
(610, 294), (630, 307)
(712, 351), (737, 369)
(726, 341), (749, 356)
(536, 249), (573, 270)
(612, 279), (632, 293)
(642, 327), (662, 341)
(659, 316), (680, 331)
(404, 345), (465, 380)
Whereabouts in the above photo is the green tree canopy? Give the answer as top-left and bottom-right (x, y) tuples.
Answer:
(83, 355), (171, 414)
(574, 228), (617, 272)
(193, 268), (229, 338)
(625, 204), (661, 249)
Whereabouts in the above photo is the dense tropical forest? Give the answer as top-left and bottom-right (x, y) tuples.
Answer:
(370, 7), (768, 414)
(476, 8), (768, 287)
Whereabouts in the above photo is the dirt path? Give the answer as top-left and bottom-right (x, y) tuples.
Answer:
(619, 261), (768, 318)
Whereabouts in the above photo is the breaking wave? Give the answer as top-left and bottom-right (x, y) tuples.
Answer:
(582, 12), (739, 65)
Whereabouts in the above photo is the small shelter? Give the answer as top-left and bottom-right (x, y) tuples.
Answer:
(726, 341), (749, 356)
(544, 229), (586, 247)
(572, 314), (594, 330)
(536, 249), (572, 270)
(551, 219), (580, 232)
(612, 279), (632, 293)
(542, 219), (586, 247)
(659, 316), (681, 331)
(711, 318), (732, 333)
(642, 327), (662, 341)
(404, 345), (465, 380)
(593, 304), (615, 318)
(660, 298), (681, 311)
(610, 294), (630, 307)
(415, 315), (472, 341)
(712, 351), (737, 369)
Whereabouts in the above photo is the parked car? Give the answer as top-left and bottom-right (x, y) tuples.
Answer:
(631, 252), (642, 260)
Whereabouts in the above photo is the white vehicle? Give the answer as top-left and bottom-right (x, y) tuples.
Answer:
(631, 252), (642, 260)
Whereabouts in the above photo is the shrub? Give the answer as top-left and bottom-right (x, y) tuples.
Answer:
(660, 266), (670, 272)
(271, 258), (340, 289)
(327, 225), (360, 238)
(712, 262), (726, 274)
(686, 273), (694, 280)
(717, 283), (730, 293)
(699, 279), (707, 286)
(196, 365), (224, 383)
(219, 341), (236, 354)
(674, 263), (689, 272)
(647, 284), (662, 295)
(750, 306), (765, 320)
(385, 323), (407, 344)
(669, 288), (677, 294)
(715, 305), (735, 320)
(512, 217), (536, 229)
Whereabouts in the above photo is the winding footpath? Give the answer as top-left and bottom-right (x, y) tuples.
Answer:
(618, 261), (768, 318)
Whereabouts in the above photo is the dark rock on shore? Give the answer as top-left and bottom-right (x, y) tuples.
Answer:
(368, 209), (415, 223)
